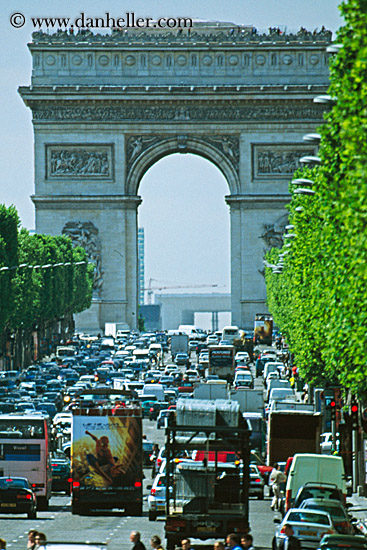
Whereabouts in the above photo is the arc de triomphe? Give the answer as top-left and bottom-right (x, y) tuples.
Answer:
(19, 23), (331, 332)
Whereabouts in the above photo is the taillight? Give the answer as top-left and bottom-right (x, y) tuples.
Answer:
(280, 527), (286, 534)
(17, 494), (32, 500)
(72, 481), (80, 488)
(134, 481), (142, 488)
(150, 488), (156, 495)
(157, 459), (162, 466)
(67, 478), (73, 483)
(285, 489), (291, 511)
(149, 408), (154, 412)
(255, 478), (261, 482)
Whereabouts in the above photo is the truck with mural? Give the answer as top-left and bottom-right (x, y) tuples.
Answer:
(254, 314), (273, 346)
(71, 388), (143, 515)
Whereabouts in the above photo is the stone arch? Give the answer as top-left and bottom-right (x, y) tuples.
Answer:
(125, 134), (240, 196)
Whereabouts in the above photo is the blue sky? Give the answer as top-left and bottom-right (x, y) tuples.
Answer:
(0, 0), (343, 317)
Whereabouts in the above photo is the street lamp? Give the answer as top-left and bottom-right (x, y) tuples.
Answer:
(284, 233), (296, 239)
(313, 95), (336, 104)
(291, 178), (315, 186)
(295, 206), (304, 213)
(293, 188), (315, 196)
(303, 133), (321, 145)
(299, 156), (321, 166)
(327, 44), (343, 54)
(285, 225), (295, 230)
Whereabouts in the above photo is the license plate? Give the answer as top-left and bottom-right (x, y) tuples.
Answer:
(1, 503), (16, 507)
(196, 527), (209, 532)
(53, 476), (61, 479)
(299, 531), (316, 537)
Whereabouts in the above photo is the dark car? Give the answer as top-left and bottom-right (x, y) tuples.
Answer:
(36, 402), (58, 418)
(318, 534), (367, 550)
(51, 458), (71, 495)
(143, 441), (154, 467)
(294, 483), (346, 509)
(300, 498), (353, 534)
(149, 401), (168, 421)
(0, 477), (37, 519)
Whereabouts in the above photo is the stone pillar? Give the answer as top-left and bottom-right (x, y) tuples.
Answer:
(226, 194), (289, 330)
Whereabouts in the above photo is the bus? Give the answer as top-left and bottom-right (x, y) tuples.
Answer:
(0, 413), (52, 510)
(208, 345), (236, 382)
(221, 326), (240, 344)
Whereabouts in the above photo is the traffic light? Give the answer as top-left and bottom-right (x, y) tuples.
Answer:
(351, 401), (359, 430)
(330, 399), (336, 422)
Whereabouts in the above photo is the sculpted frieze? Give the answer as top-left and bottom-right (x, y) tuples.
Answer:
(47, 145), (113, 179)
(62, 221), (103, 297)
(253, 144), (316, 178)
(33, 102), (326, 123)
(259, 213), (289, 250)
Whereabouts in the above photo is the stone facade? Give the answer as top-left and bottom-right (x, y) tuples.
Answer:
(19, 22), (331, 332)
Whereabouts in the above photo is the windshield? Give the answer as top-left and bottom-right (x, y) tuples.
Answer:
(288, 512), (330, 525)
(0, 478), (29, 489)
(0, 419), (45, 439)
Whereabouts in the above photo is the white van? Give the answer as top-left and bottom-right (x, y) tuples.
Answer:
(263, 362), (282, 383)
(178, 325), (206, 341)
(142, 383), (165, 402)
(285, 453), (347, 511)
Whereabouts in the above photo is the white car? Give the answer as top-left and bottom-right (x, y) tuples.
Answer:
(185, 369), (200, 384)
(206, 334), (219, 345)
(235, 351), (250, 364)
(148, 473), (167, 521)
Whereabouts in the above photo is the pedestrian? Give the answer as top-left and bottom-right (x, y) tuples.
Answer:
(225, 533), (243, 550)
(181, 539), (194, 550)
(0, 539), (6, 550)
(270, 463), (286, 511)
(150, 443), (160, 478)
(277, 524), (301, 550)
(214, 542), (225, 550)
(34, 533), (47, 550)
(241, 534), (254, 550)
(27, 531), (38, 550)
(150, 535), (164, 550)
(130, 531), (146, 550)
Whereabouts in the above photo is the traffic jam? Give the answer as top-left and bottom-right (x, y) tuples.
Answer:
(0, 322), (365, 550)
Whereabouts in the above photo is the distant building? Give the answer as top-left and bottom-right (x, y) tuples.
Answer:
(138, 228), (145, 305)
(139, 304), (161, 332)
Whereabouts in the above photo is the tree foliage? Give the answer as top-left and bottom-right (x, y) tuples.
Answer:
(265, 0), (367, 395)
(0, 207), (93, 334)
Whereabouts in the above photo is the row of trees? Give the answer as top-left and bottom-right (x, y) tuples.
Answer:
(0, 204), (93, 363)
(265, 0), (367, 396)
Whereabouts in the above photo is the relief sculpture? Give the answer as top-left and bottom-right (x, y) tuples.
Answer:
(257, 149), (314, 176)
(62, 221), (103, 297)
(259, 213), (289, 250)
(48, 147), (112, 178)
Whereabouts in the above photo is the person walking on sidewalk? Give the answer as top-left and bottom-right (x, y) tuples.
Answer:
(270, 463), (286, 511)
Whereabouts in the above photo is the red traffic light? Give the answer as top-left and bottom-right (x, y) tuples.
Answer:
(351, 404), (358, 413)
(330, 400), (336, 408)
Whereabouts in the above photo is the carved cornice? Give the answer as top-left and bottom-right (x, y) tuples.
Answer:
(27, 100), (327, 123)
(31, 194), (142, 210)
(30, 28), (332, 47)
(225, 194), (290, 210)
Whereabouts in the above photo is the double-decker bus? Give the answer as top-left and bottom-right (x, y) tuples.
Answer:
(208, 345), (236, 382)
(0, 413), (52, 510)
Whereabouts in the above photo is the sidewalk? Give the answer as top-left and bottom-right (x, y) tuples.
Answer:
(347, 492), (367, 519)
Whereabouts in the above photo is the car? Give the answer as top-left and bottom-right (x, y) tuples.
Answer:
(234, 372), (254, 389)
(141, 399), (159, 418)
(51, 458), (72, 495)
(185, 369), (200, 384)
(174, 353), (190, 366)
(143, 440), (154, 467)
(250, 450), (273, 482)
(219, 340), (231, 346)
(320, 433), (338, 455)
(188, 340), (201, 351)
(0, 477), (37, 519)
(159, 375), (174, 387)
(249, 463), (265, 499)
(157, 409), (175, 429)
(235, 351), (250, 365)
(299, 499), (354, 534)
(206, 335), (219, 345)
(148, 473), (167, 521)
(293, 484), (346, 510)
(148, 401), (168, 421)
(318, 534), (367, 550)
(273, 509), (335, 550)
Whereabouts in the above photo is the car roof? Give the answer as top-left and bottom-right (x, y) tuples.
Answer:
(319, 535), (367, 548)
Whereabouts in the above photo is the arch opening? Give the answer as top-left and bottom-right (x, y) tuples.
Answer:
(138, 153), (231, 330)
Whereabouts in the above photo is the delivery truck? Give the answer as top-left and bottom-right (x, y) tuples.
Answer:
(170, 333), (189, 359)
(165, 399), (251, 550)
(71, 388), (143, 515)
(267, 409), (322, 466)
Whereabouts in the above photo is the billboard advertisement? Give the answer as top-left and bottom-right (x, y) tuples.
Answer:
(254, 314), (273, 344)
(72, 414), (141, 489)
